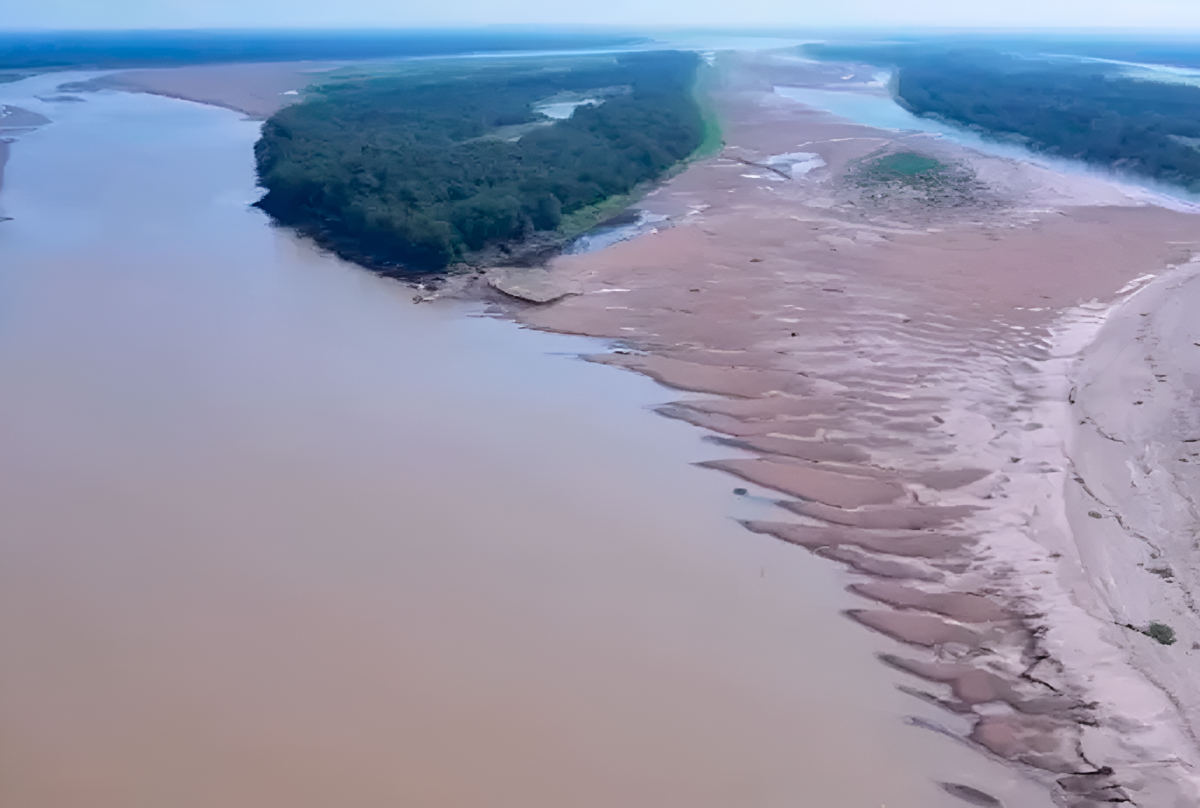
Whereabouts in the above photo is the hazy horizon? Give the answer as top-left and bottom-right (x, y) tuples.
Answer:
(6, 24), (1200, 34)
(7, 0), (1200, 33)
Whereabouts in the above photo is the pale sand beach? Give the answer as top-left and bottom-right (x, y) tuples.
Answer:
(1062, 264), (1200, 752)
(464, 52), (1200, 805)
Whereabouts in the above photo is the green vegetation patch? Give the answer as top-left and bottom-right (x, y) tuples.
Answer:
(1123, 620), (1178, 645)
(873, 152), (944, 177)
(844, 149), (985, 208)
(253, 51), (705, 272)
(1145, 622), (1178, 646)
(690, 57), (724, 159)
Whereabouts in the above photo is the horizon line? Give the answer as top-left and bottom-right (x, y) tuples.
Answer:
(5, 25), (1200, 36)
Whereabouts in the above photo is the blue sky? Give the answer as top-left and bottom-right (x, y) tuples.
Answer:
(8, 0), (1200, 30)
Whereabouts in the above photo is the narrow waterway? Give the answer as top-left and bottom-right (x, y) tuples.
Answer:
(0, 73), (1049, 808)
(773, 81), (1200, 211)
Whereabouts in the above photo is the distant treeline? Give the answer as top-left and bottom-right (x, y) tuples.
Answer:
(806, 37), (1200, 70)
(0, 30), (646, 70)
(805, 43), (1200, 192)
(254, 51), (705, 271)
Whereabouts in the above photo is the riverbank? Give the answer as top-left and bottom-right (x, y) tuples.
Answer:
(461, 50), (1200, 805)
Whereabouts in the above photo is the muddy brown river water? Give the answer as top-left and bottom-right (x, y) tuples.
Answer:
(0, 72), (1054, 808)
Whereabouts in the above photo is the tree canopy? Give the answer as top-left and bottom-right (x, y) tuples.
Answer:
(254, 51), (704, 271)
(804, 44), (1200, 193)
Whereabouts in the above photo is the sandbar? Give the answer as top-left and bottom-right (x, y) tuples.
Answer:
(78, 61), (340, 118)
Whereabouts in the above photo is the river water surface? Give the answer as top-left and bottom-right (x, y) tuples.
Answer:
(0, 73), (1052, 808)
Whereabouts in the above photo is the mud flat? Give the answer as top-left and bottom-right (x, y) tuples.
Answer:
(464, 51), (1200, 806)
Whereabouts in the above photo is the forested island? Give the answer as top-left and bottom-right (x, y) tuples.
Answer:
(253, 51), (708, 272)
(806, 43), (1200, 193)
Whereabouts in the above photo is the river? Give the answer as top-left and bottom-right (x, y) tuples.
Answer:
(0, 72), (1051, 808)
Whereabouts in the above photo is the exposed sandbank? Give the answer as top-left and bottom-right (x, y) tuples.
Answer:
(0, 104), (52, 199)
(0, 104), (51, 130)
(461, 51), (1200, 806)
(1063, 264), (1200, 752)
(77, 61), (339, 118)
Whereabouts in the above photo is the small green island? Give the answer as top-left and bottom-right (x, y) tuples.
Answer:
(254, 51), (709, 273)
(845, 149), (988, 209)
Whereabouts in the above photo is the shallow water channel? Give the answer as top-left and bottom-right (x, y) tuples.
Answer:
(773, 81), (1200, 210)
(0, 73), (1052, 808)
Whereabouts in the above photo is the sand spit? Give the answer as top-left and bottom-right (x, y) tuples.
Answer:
(0, 104), (51, 131)
(71, 62), (339, 118)
(459, 52), (1200, 805)
(0, 104), (51, 199)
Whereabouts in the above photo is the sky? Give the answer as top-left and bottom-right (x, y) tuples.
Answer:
(8, 0), (1200, 31)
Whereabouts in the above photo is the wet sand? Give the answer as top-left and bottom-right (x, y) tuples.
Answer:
(465, 52), (1200, 804)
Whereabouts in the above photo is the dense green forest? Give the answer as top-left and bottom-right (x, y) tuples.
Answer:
(805, 43), (1200, 193)
(254, 51), (705, 271)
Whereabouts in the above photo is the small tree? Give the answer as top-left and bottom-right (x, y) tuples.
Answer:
(1146, 622), (1177, 646)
